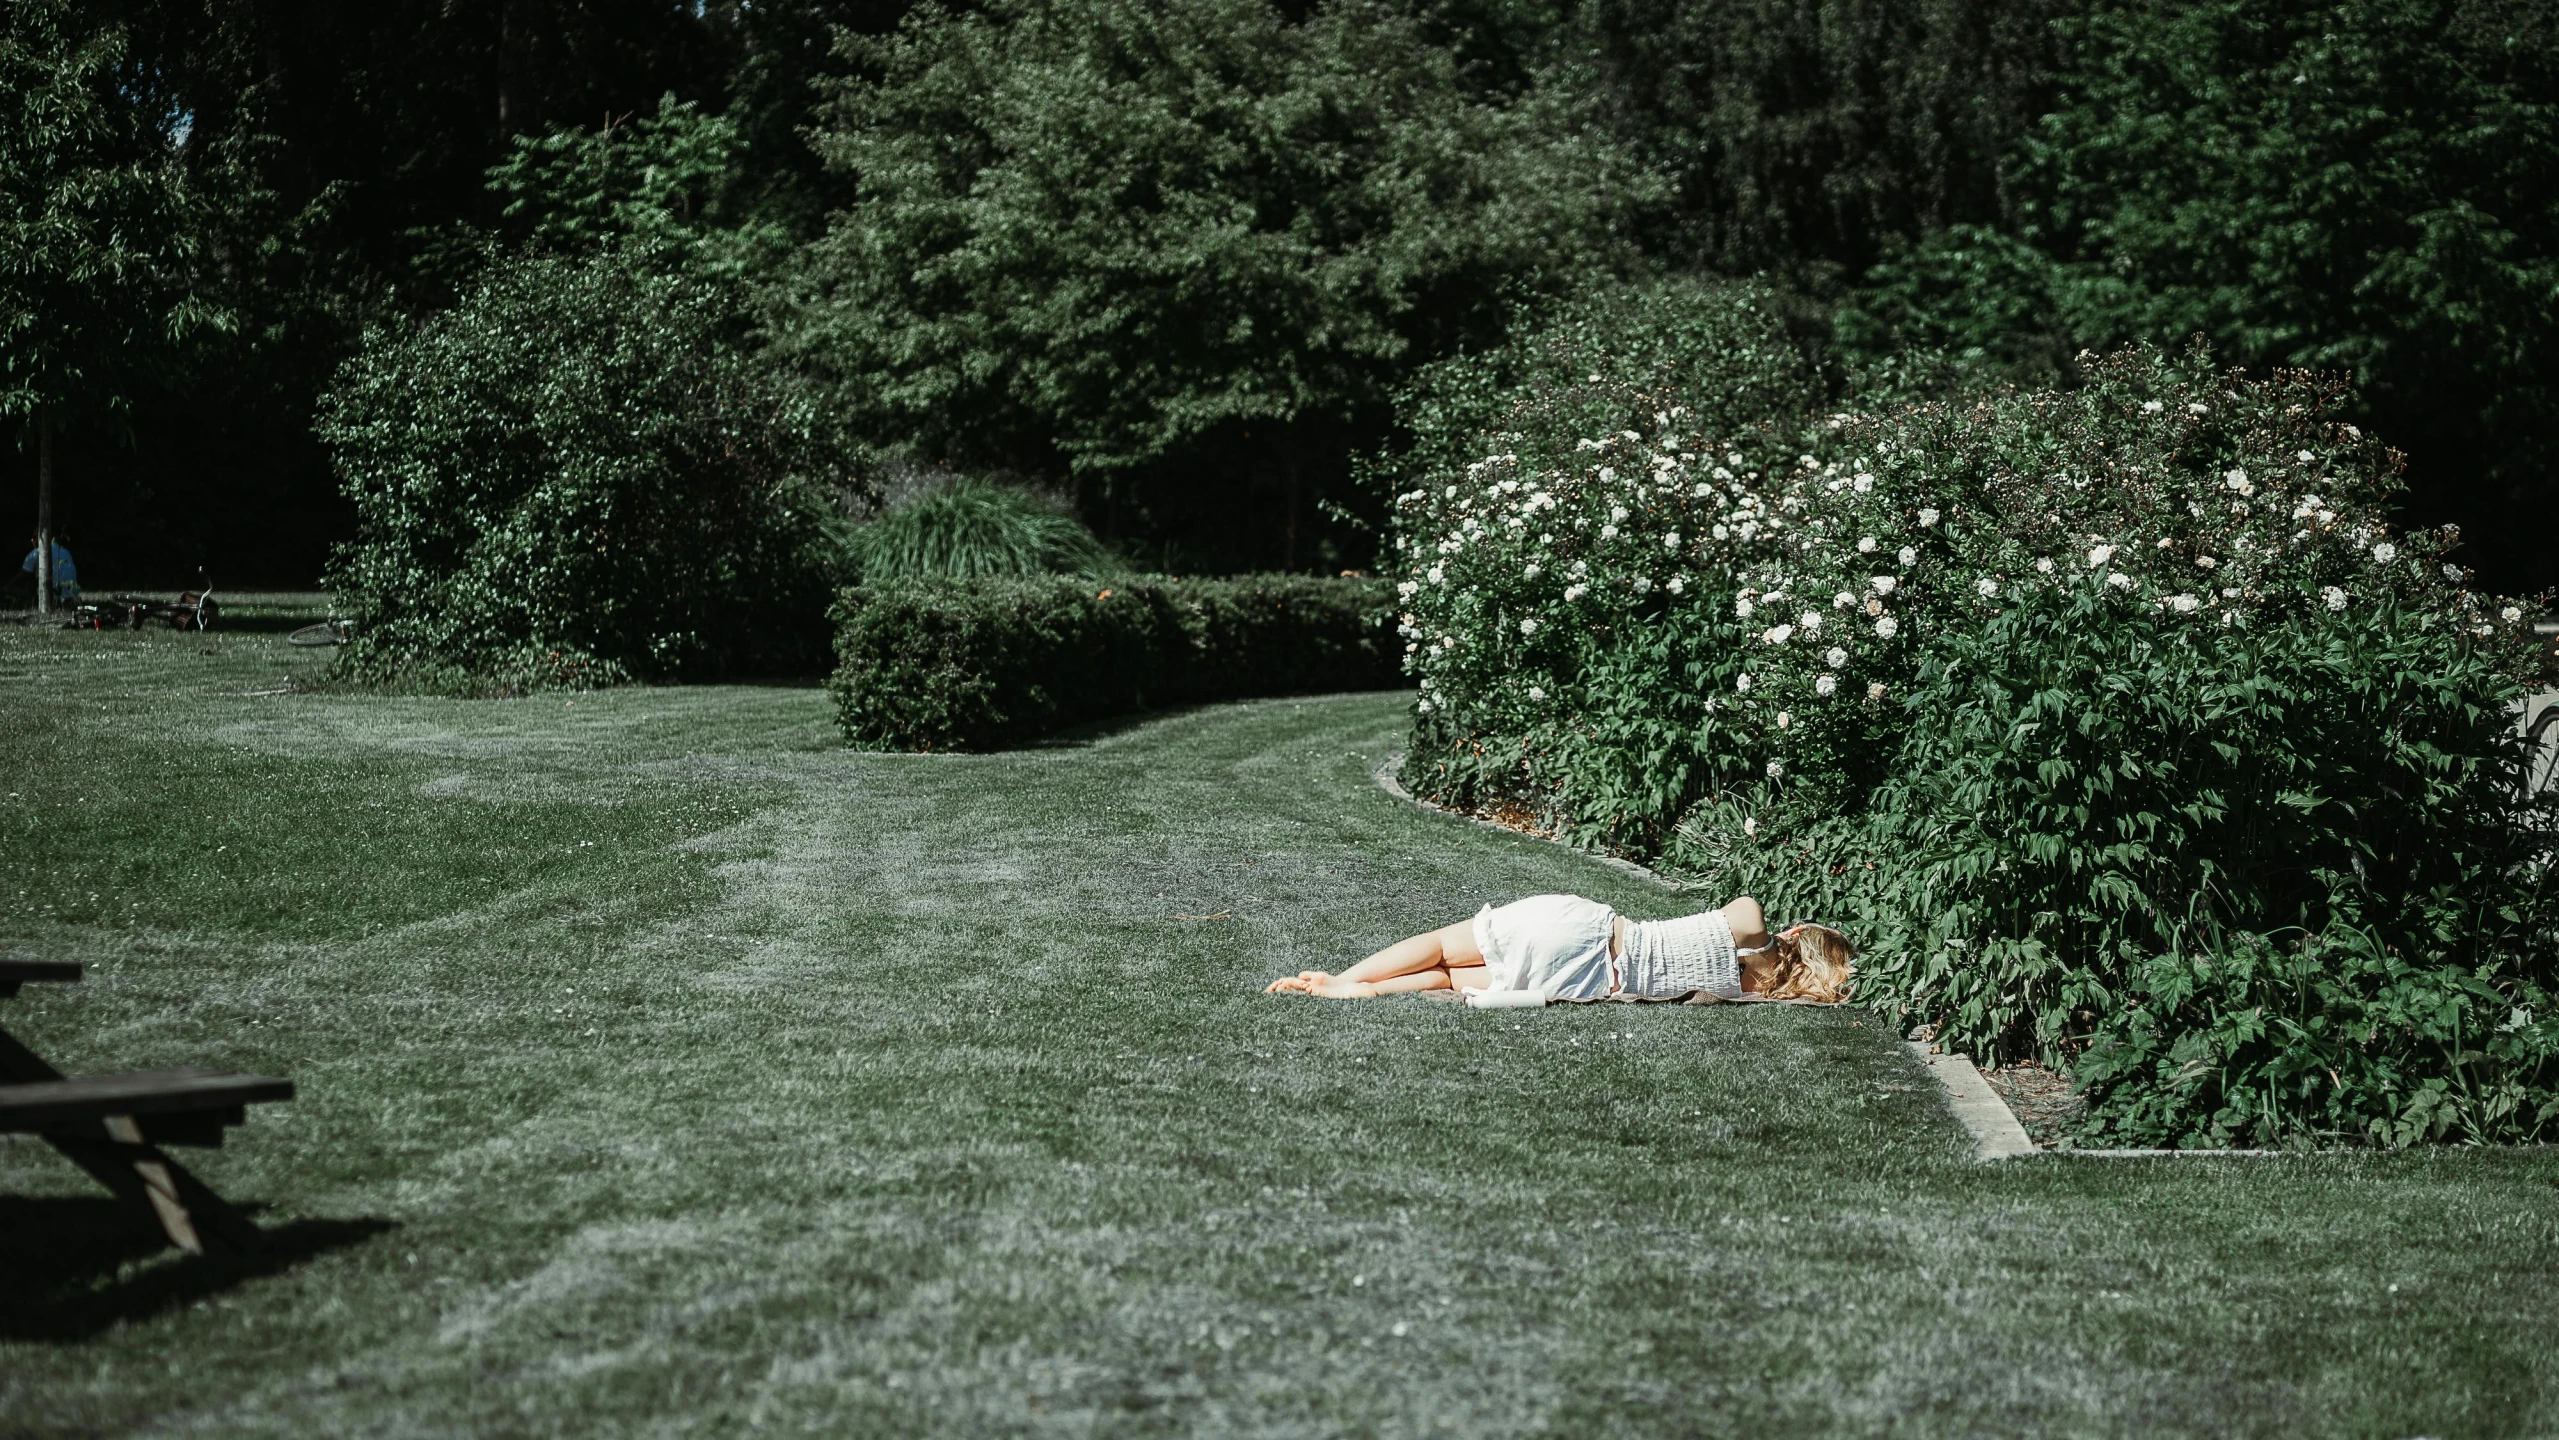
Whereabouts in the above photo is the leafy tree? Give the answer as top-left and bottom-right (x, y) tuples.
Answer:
(778, 0), (1649, 572)
(0, 0), (223, 606)
(1580, 0), (2073, 278)
(1845, 0), (2559, 591)
(320, 251), (854, 689)
(485, 92), (791, 279)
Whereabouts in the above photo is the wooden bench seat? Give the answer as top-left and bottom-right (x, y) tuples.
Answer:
(0, 958), (83, 998)
(0, 1066), (293, 1137)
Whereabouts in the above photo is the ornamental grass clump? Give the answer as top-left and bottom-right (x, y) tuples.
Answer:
(1397, 337), (2558, 1147)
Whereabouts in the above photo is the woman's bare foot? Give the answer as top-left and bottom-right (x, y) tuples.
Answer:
(1265, 970), (1337, 994)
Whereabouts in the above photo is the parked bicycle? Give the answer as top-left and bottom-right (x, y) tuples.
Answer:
(70, 570), (219, 632)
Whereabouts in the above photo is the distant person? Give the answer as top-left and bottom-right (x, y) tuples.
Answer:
(1267, 893), (1856, 1002)
(13, 535), (78, 607)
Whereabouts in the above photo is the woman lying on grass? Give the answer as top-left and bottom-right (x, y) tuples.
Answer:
(1267, 894), (1855, 1002)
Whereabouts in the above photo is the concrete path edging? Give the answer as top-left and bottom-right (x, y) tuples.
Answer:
(1906, 1043), (2040, 1161)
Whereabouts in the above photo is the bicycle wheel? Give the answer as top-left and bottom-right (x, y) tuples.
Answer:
(288, 620), (349, 647)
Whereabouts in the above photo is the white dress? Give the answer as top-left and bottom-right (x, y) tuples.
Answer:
(1469, 895), (1744, 1001)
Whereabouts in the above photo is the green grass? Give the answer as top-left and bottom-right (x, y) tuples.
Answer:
(2, 611), (2557, 1436)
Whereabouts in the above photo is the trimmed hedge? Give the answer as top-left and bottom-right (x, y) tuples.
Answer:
(829, 576), (1401, 749)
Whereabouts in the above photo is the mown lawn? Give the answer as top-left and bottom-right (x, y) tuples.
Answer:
(2, 614), (2556, 1437)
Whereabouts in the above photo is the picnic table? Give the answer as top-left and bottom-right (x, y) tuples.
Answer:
(1, 959), (293, 1256)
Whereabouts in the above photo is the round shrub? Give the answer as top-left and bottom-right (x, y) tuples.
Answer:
(319, 250), (849, 691)
(847, 479), (1119, 581)
(1389, 278), (1832, 851)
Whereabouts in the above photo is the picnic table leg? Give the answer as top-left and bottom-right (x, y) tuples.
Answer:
(2, 1028), (266, 1256)
(37, 1123), (267, 1257)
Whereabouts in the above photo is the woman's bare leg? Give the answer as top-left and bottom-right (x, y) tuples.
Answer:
(1267, 919), (1484, 997)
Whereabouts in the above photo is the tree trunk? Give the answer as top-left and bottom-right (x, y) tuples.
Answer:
(35, 403), (53, 616)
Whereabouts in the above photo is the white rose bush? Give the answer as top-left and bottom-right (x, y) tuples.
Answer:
(1393, 335), (2559, 1149)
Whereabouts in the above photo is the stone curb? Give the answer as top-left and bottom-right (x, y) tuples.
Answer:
(1905, 1043), (2039, 1161)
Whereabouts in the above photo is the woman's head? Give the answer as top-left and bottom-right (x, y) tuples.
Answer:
(1764, 924), (1857, 1002)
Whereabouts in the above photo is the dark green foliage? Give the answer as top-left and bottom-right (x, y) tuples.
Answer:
(778, 0), (1645, 570)
(829, 575), (1398, 748)
(846, 480), (1119, 581)
(1584, 0), (2072, 275)
(1695, 588), (2558, 1148)
(1843, 0), (2559, 591)
(1381, 275), (1830, 498)
(319, 251), (851, 691)
(0, 0), (226, 498)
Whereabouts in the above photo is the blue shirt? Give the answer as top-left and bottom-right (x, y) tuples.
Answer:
(20, 542), (77, 597)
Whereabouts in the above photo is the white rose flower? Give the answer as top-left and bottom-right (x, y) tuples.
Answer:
(2196, 556), (2217, 569)
(1865, 596), (1884, 616)
(1898, 546), (1918, 567)
(1597, 467), (1616, 483)
(1874, 615), (1898, 638)
(1871, 575), (1898, 595)
(2323, 585), (2348, 611)
(1727, 453), (1745, 467)
(2371, 542), (2397, 564)
(1834, 591), (1856, 609)
(1743, 816), (1758, 836)
(1858, 536), (1878, 553)
(1610, 505), (1629, 523)
(1918, 508), (1941, 528)
(1713, 466), (1733, 480)
(1564, 583), (1588, 601)
(1664, 531), (1682, 551)
(1428, 565), (1445, 584)
(1766, 624), (1794, 645)
(2166, 593), (2201, 613)
(2503, 606), (2524, 622)
(1736, 673), (1753, 692)
(1854, 474), (1874, 492)
(1776, 711), (1792, 729)
(1826, 646), (1848, 667)
(2297, 450), (2316, 462)
(1519, 618), (1539, 636)
(1975, 577), (1999, 598)
(2444, 564), (2466, 582)
(1799, 610), (1821, 630)
(1666, 575), (1686, 595)
(1527, 686), (1545, 701)
(1631, 576), (1651, 594)
(2316, 509), (2336, 525)
(1599, 524), (1618, 540)
(2106, 572), (2135, 590)
(2142, 399), (2164, 413)
(2225, 467), (2249, 485)
(1867, 680), (1886, 701)
(1397, 580), (1418, 597)
(2087, 544), (2117, 566)
(1416, 698), (1433, 713)
(1712, 524), (1730, 540)
(1522, 564), (1541, 580)
(1766, 760), (1785, 779)
(2035, 557), (2055, 574)
(2188, 402), (2209, 415)
(1815, 674), (1838, 696)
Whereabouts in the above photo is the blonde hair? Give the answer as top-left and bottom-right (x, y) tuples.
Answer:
(1763, 924), (1858, 1002)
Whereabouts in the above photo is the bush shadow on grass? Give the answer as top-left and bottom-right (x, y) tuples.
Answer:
(0, 1196), (396, 1342)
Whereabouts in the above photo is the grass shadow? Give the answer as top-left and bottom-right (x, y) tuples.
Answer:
(0, 1196), (396, 1342)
